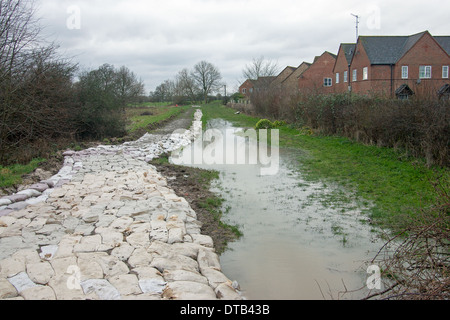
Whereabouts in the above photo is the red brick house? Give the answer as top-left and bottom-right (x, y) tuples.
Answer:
(281, 62), (311, 92)
(239, 76), (276, 101)
(333, 43), (356, 94)
(239, 79), (255, 100)
(341, 31), (450, 98)
(270, 66), (297, 90)
(298, 51), (337, 94)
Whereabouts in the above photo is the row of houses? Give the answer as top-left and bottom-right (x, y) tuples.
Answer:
(239, 30), (450, 100)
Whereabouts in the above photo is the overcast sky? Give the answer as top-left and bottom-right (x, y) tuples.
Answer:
(36, 0), (450, 93)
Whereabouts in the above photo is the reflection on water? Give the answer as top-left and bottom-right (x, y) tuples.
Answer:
(172, 119), (386, 300)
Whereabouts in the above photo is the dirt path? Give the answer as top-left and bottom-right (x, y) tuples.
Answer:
(150, 107), (196, 135)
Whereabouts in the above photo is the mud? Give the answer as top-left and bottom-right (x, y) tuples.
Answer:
(150, 158), (239, 255)
(147, 107), (240, 254)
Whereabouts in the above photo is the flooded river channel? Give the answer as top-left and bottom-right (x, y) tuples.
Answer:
(172, 119), (386, 300)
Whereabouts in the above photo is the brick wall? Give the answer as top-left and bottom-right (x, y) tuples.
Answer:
(346, 32), (450, 98)
(271, 67), (296, 89)
(333, 46), (351, 94)
(239, 79), (254, 99)
(281, 63), (310, 93)
(395, 33), (450, 97)
(298, 52), (336, 94)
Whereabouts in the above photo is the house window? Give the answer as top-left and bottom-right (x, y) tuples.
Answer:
(363, 67), (368, 80)
(419, 66), (432, 79)
(344, 71), (348, 83)
(242, 88), (247, 94)
(324, 78), (332, 87)
(402, 66), (409, 79)
(352, 69), (357, 82)
(336, 73), (340, 84)
(443, 66), (449, 79)
(249, 88), (253, 93)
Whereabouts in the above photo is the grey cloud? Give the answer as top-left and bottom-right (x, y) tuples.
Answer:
(36, 0), (450, 93)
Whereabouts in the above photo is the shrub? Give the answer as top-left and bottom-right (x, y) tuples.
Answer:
(273, 120), (287, 128)
(299, 126), (314, 136)
(255, 119), (274, 130)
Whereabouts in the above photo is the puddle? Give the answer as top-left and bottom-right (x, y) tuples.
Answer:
(171, 119), (386, 300)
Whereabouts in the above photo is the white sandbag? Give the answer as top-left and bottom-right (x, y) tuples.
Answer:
(17, 189), (42, 198)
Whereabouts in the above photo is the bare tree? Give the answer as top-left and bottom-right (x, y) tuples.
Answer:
(176, 68), (200, 103)
(0, 0), (41, 77)
(152, 79), (176, 103)
(0, 0), (80, 163)
(242, 56), (280, 80)
(191, 60), (222, 104)
(115, 65), (145, 108)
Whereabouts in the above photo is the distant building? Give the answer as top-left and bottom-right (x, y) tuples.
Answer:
(333, 43), (356, 94)
(298, 51), (337, 94)
(339, 31), (450, 98)
(239, 79), (255, 100)
(239, 76), (276, 102)
(238, 30), (450, 100)
(270, 66), (297, 90)
(281, 62), (311, 93)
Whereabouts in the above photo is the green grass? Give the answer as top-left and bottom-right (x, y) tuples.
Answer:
(198, 196), (243, 239)
(200, 100), (259, 129)
(128, 101), (175, 108)
(280, 131), (448, 228)
(0, 158), (46, 188)
(198, 101), (449, 232)
(126, 105), (189, 133)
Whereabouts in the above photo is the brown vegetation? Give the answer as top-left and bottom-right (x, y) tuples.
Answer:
(365, 175), (449, 300)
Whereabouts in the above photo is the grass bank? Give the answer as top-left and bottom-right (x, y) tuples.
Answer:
(126, 104), (190, 134)
(0, 158), (46, 189)
(199, 101), (449, 232)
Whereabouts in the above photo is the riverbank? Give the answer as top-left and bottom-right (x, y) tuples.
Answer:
(199, 101), (449, 233)
(150, 155), (242, 255)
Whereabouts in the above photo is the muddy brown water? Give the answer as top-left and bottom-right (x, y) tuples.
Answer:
(171, 119), (387, 300)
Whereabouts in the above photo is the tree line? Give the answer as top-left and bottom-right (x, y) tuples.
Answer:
(0, 0), (145, 165)
(150, 61), (223, 105)
(150, 57), (279, 105)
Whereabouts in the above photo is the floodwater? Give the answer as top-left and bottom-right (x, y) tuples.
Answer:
(172, 119), (386, 300)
